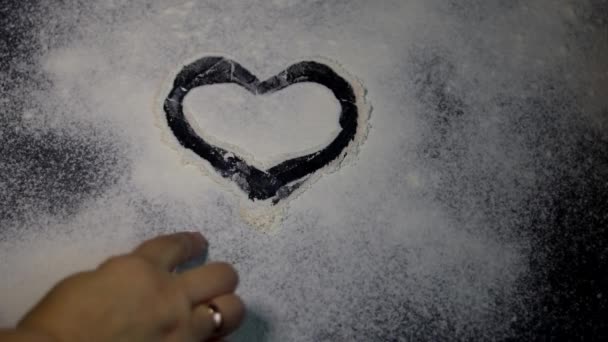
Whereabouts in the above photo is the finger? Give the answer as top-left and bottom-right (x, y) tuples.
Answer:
(178, 262), (238, 303)
(209, 294), (246, 337)
(190, 304), (215, 340)
(132, 232), (207, 270)
(191, 294), (245, 340)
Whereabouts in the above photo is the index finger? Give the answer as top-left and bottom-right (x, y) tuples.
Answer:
(132, 232), (207, 270)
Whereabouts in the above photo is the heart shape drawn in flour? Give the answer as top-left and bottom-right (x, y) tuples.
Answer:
(163, 56), (368, 205)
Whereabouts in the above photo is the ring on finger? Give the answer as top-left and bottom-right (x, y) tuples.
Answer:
(207, 303), (223, 332)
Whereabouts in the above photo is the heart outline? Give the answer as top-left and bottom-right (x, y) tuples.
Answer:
(163, 56), (359, 204)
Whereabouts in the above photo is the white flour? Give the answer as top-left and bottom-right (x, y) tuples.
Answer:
(183, 83), (341, 167)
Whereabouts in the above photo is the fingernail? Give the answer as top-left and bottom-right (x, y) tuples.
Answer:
(189, 231), (208, 250)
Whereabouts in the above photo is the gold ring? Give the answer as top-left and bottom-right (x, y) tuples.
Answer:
(207, 303), (223, 332)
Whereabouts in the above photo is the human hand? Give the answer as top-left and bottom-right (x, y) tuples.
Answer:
(10, 232), (244, 342)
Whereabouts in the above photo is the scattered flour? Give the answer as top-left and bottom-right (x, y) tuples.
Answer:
(183, 83), (340, 167)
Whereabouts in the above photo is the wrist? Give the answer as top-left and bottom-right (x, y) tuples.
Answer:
(0, 328), (58, 342)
